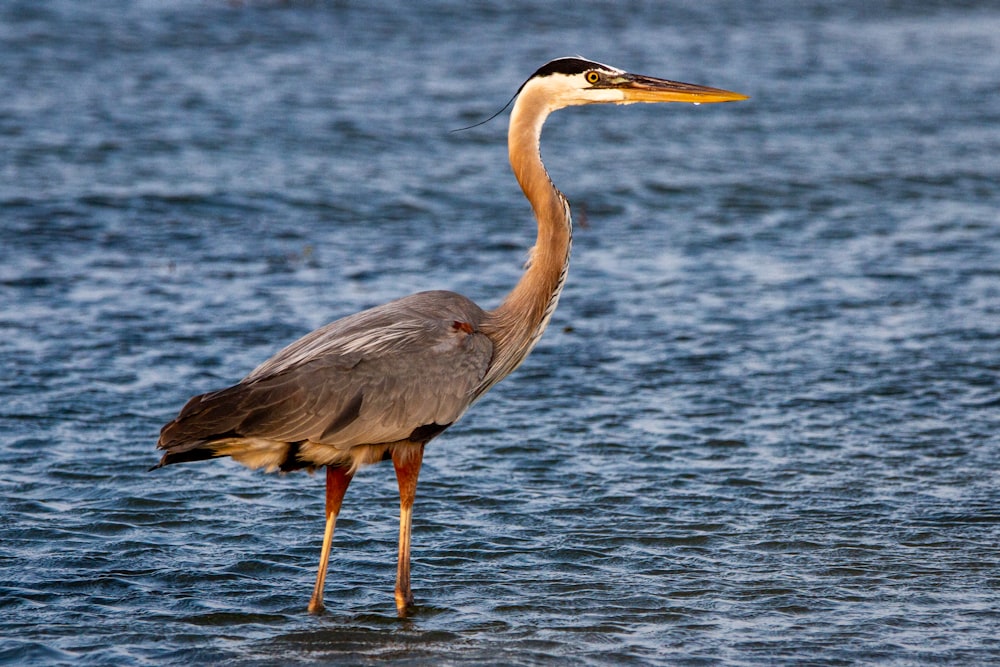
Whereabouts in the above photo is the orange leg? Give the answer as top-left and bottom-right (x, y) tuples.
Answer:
(392, 444), (425, 617)
(307, 465), (352, 614)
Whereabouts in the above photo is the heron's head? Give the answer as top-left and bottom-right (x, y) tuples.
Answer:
(520, 57), (747, 111)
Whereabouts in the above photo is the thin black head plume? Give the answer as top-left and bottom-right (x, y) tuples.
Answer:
(451, 90), (518, 133)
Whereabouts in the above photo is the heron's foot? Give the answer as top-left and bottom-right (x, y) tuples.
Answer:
(395, 589), (415, 617)
(307, 597), (325, 615)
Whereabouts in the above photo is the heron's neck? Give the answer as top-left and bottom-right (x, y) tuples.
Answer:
(482, 90), (572, 384)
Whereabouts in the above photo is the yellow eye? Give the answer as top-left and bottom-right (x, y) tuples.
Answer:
(585, 71), (600, 84)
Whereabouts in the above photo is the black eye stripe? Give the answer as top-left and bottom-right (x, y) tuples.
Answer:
(531, 57), (601, 79)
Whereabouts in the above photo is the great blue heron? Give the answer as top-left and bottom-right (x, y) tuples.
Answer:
(153, 56), (746, 616)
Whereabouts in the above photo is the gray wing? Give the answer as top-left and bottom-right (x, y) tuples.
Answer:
(157, 291), (493, 466)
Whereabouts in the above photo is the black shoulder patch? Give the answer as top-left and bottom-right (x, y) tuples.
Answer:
(408, 422), (452, 444)
(531, 57), (600, 79)
(279, 441), (307, 472)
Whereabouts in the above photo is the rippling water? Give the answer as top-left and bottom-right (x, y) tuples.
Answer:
(3, 1), (999, 664)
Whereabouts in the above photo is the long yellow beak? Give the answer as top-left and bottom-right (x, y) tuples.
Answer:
(616, 73), (748, 104)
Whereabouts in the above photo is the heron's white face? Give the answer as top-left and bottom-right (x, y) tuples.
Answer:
(520, 64), (629, 111)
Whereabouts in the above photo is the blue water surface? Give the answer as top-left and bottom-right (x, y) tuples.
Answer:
(2, 1), (999, 665)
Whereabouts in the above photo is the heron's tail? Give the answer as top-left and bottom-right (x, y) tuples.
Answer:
(151, 385), (313, 473)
